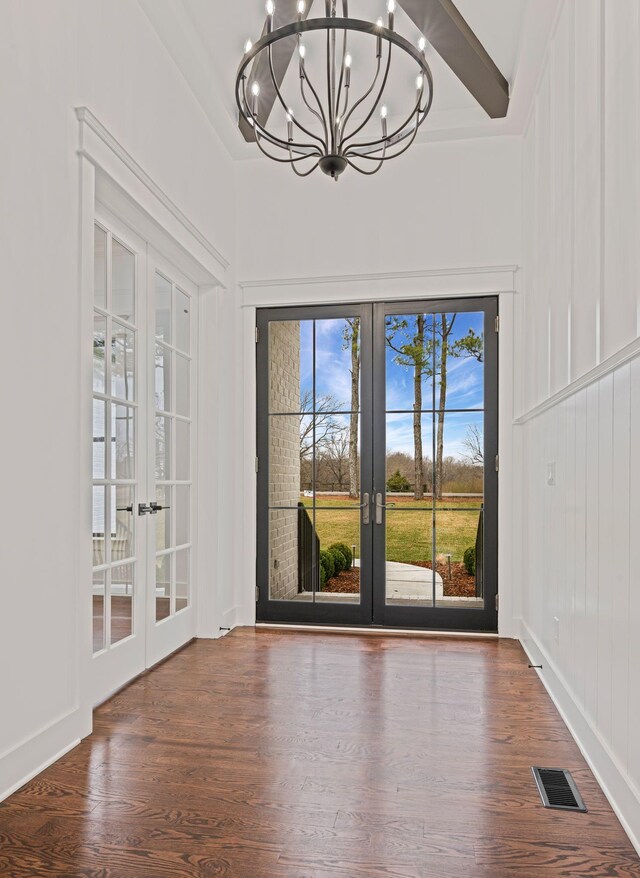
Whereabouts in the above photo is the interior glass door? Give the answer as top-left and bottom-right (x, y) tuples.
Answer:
(91, 218), (147, 702)
(146, 254), (198, 667)
(256, 304), (373, 625)
(372, 299), (498, 631)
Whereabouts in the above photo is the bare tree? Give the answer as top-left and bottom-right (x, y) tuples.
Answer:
(320, 426), (350, 489)
(462, 424), (484, 466)
(299, 390), (344, 460)
(343, 318), (360, 499)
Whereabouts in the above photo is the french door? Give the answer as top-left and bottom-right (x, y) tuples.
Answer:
(256, 298), (498, 632)
(91, 211), (197, 704)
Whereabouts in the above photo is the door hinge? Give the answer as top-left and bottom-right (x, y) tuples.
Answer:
(255, 456), (259, 473)
(495, 454), (499, 472)
(495, 594), (499, 612)
(255, 585), (260, 602)
(495, 315), (500, 333)
(255, 326), (259, 343)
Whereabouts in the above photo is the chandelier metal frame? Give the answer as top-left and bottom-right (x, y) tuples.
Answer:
(235, 4), (434, 179)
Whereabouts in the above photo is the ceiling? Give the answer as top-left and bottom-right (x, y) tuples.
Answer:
(138, 0), (561, 159)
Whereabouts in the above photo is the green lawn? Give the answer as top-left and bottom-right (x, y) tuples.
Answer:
(302, 495), (481, 563)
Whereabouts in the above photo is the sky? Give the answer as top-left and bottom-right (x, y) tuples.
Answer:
(291, 312), (485, 459)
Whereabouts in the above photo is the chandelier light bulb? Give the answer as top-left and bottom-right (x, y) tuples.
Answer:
(244, 39), (253, 53)
(380, 105), (388, 119)
(387, 0), (396, 12)
(298, 44), (306, 59)
(297, 0), (305, 13)
(376, 17), (384, 27)
(251, 81), (260, 97)
(416, 74), (424, 90)
(418, 36), (426, 52)
(265, 0), (275, 15)
(345, 53), (352, 68)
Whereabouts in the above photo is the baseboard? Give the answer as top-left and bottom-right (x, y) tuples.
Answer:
(0, 708), (82, 803)
(519, 620), (640, 856)
(255, 623), (499, 638)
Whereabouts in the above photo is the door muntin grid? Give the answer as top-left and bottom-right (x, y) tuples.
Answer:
(153, 270), (193, 622)
(92, 222), (138, 654)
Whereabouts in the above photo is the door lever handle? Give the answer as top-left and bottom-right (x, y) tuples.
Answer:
(375, 492), (387, 525)
(149, 502), (170, 514)
(116, 505), (134, 513)
(362, 492), (370, 525)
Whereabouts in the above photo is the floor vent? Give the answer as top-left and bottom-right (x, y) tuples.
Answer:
(532, 767), (587, 812)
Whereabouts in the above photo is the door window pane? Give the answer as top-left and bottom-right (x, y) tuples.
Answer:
(155, 554), (171, 621)
(110, 563), (133, 644)
(435, 510), (483, 607)
(175, 354), (189, 417)
(385, 511), (435, 607)
(269, 320), (313, 413)
(155, 273), (172, 344)
(111, 485), (134, 562)
(111, 404), (135, 480)
(436, 311), (484, 410)
(111, 239), (135, 323)
(385, 313), (435, 411)
(314, 317), (360, 411)
(154, 486), (172, 552)
(315, 509), (360, 604)
(92, 486), (106, 566)
(92, 570), (106, 654)
(175, 420), (190, 481)
(176, 549), (189, 611)
(93, 399), (106, 479)
(175, 485), (190, 546)
(94, 226), (107, 309)
(269, 415), (311, 507)
(175, 289), (190, 353)
(111, 322), (135, 401)
(155, 344), (171, 412)
(93, 313), (106, 394)
(155, 416), (171, 481)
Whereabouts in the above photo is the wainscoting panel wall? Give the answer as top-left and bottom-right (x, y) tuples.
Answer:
(517, 0), (640, 851)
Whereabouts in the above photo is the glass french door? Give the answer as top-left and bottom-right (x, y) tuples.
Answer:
(91, 213), (196, 704)
(256, 298), (498, 631)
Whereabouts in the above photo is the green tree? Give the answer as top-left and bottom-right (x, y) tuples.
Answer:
(386, 315), (483, 500)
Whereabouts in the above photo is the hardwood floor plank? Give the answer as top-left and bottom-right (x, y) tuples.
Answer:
(1, 629), (638, 877)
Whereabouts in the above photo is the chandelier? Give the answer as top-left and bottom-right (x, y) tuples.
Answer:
(235, 0), (434, 180)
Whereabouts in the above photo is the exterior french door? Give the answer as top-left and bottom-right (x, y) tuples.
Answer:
(91, 211), (197, 705)
(256, 298), (498, 632)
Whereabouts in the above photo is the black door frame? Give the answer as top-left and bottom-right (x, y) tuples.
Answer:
(255, 297), (498, 632)
(256, 302), (375, 625)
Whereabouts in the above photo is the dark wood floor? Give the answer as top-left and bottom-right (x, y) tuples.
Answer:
(1, 629), (639, 877)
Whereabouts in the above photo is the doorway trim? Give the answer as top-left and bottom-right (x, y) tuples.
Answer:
(238, 268), (518, 636)
(77, 107), (227, 738)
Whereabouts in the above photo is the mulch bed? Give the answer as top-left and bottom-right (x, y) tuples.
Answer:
(411, 560), (476, 597)
(320, 562), (476, 597)
(321, 569), (360, 594)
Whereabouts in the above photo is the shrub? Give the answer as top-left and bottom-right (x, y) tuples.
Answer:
(387, 469), (410, 492)
(319, 549), (334, 583)
(463, 546), (476, 576)
(328, 546), (346, 575)
(320, 564), (328, 589)
(329, 542), (353, 570)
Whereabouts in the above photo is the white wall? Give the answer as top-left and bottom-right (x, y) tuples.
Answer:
(516, 0), (640, 851)
(0, 0), (234, 798)
(237, 137), (521, 282)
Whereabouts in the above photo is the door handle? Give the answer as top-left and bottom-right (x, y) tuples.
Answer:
(149, 502), (170, 514)
(116, 505), (134, 513)
(138, 503), (152, 516)
(375, 492), (387, 525)
(362, 492), (370, 525)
